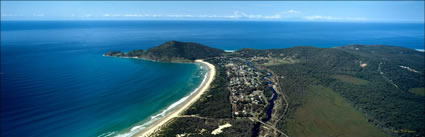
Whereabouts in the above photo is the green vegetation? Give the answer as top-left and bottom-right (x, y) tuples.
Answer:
(104, 51), (126, 56)
(153, 58), (239, 137)
(243, 45), (424, 137)
(332, 75), (369, 85)
(409, 88), (425, 96)
(185, 58), (232, 118)
(109, 42), (424, 137)
(126, 49), (144, 57)
(287, 85), (387, 137)
(328, 75), (424, 137)
(264, 57), (298, 66)
(105, 41), (224, 62)
(154, 117), (254, 137)
(337, 45), (425, 92)
(145, 41), (224, 61)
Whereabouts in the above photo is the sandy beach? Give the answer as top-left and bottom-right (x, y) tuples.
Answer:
(133, 59), (216, 137)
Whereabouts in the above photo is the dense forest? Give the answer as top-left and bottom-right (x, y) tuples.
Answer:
(112, 43), (424, 137)
(153, 58), (251, 136)
(154, 117), (254, 137)
(145, 41), (224, 61)
(239, 45), (425, 137)
(185, 58), (233, 118)
(105, 41), (224, 62)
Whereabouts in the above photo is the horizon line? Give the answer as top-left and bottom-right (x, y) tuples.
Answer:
(1, 19), (424, 24)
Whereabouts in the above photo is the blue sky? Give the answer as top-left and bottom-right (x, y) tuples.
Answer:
(1, 1), (424, 23)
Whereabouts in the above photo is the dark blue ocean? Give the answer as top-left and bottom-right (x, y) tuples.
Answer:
(1, 21), (424, 137)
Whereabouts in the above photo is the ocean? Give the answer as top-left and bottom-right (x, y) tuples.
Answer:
(1, 21), (424, 137)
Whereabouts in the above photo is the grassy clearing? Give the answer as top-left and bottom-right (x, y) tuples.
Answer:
(332, 75), (369, 85)
(264, 58), (298, 66)
(409, 88), (425, 96)
(287, 85), (388, 137)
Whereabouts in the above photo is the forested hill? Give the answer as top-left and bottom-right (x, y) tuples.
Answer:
(105, 41), (224, 62)
(237, 45), (424, 89)
(106, 42), (424, 136)
(238, 45), (424, 137)
(144, 41), (224, 61)
(336, 45), (424, 92)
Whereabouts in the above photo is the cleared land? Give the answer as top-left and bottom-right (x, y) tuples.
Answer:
(332, 75), (369, 85)
(264, 58), (298, 66)
(287, 85), (387, 137)
(409, 88), (425, 96)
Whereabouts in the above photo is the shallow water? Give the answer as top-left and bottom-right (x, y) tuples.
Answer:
(1, 21), (423, 137)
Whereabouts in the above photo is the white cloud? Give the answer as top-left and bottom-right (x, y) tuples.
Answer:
(1, 14), (22, 17)
(125, 14), (162, 17)
(96, 11), (282, 20)
(227, 10), (281, 19)
(65, 10), (366, 22)
(304, 15), (367, 21)
(2, 13), (45, 17)
(305, 15), (333, 20)
(104, 14), (121, 17)
(286, 9), (300, 14)
(264, 15), (281, 19)
(166, 14), (193, 18)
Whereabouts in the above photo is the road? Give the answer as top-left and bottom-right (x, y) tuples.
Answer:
(378, 62), (401, 90)
(249, 117), (289, 137)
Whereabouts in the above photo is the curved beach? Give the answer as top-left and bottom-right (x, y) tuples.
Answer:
(133, 59), (216, 137)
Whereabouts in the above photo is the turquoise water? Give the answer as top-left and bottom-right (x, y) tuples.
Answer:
(1, 42), (208, 137)
(1, 21), (424, 137)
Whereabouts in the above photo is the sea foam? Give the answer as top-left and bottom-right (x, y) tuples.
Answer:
(112, 63), (209, 137)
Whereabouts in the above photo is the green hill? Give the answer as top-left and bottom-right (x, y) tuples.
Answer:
(242, 45), (424, 137)
(143, 40), (224, 61)
(106, 42), (424, 137)
(105, 41), (224, 62)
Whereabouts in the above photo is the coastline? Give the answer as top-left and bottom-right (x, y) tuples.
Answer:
(103, 54), (193, 64)
(132, 59), (216, 137)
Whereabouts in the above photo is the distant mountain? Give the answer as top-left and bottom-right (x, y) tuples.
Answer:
(105, 41), (224, 62)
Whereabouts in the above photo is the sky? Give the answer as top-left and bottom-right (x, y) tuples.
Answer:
(1, 1), (424, 23)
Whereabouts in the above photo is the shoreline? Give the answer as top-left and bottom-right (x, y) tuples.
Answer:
(102, 55), (216, 137)
(131, 59), (216, 137)
(103, 54), (194, 64)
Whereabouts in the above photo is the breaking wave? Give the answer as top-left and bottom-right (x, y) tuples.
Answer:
(108, 63), (209, 137)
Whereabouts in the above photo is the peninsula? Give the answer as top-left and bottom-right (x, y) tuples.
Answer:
(105, 41), (221, 137)
(105, 40), (224, 62)
(106, 41), (424, 137)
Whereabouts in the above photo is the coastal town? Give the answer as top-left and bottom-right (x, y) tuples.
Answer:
(102, 41), (425, 137)
(214, 56), (272, 119)
(2, 1), (423, 136)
